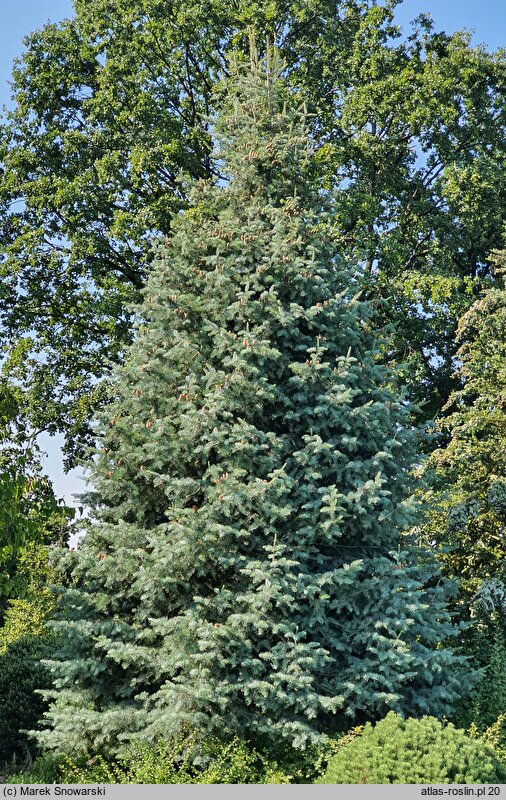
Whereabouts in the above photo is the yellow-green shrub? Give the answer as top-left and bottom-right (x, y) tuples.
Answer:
(316, 712), (506, 784)
(57, 737), (291, 784)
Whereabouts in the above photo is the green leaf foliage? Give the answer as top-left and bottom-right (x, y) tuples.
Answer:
(1, 1), (505, 462)
(2, 754), (67, 785)
(0, 379), (71, 616)
(482, 713), (506, 764)
(0, 534), (64, 768)
(452, 617), (506, 732)
(38, 53), (471, 757)
(5, 733), (341, 784)
(6, 734), (333, 784)
(0, 383), (72, 765)
(420, 250), (506, 731)
(424, 251), (506, 600)
(316, 712), (506, 784)
(0, 637), (52, 764)
(57, 737), (292, 784)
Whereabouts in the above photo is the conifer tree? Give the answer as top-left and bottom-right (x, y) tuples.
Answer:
(40, 52), (471, 756)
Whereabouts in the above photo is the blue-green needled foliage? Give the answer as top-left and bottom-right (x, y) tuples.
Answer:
(40, 51), (471, 756)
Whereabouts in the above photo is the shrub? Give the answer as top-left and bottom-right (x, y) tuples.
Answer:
(6, 734), (344, 785)
(4, 753), (65, 784)
(56, 737), (291, 784)
(452, 615), (506, 732)
(0, 636), (51, 764)
(316, 712), (506, 784)
(256, 736), (344, 784)
(481, 713), (506, 762)
(0, 540), (59, 769)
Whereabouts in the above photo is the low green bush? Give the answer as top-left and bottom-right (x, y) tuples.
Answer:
(262, 738), (343, 784)
(6, 733), (348, 784)
(58, 737), (290, 784)
(11, 737), (293, 784)
(316, 712), (506, 784)
(3, 753), (66, 784)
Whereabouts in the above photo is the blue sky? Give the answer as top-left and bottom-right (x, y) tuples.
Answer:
(0, 0), (74, 109)
(394, 0), (505, 51)
(0, 0), (504, 505)
(1, 0), (504, 110)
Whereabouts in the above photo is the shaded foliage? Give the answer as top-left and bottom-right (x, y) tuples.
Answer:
(423, 249), (506, 601)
